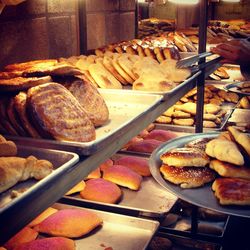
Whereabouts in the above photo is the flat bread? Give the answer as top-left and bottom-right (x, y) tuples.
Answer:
(160, 164), (216, 188)
(212, 178), (250, 205)
(27, 82), (96, 142)
(88, 62), (122, 89)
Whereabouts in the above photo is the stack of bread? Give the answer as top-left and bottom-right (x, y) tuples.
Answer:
(0, 60), (110, 142)
(60, 52), (191, 92)
(0, 134), (53, 195)
(159, 126), (250, 206)
(65, 153), (154, 205)
(2, 206), (103, 250)
(156, 84), (239, 128)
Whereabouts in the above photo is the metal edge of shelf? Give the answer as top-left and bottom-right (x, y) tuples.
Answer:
(0, 70), (202, 244)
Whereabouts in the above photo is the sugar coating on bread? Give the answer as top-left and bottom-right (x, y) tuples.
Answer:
(115, 156), (151, 176)
(160, 164), (216, 188)
(33, 208), (102, 238)
(80, 178), (122, 203)
(160, 147), (210, 167)
(103, 165), (142, 190)
(205, 138), (244, 166)
(4, 227), (38, 249)
(13, 237), (75, 250)
(29, 207), (58, 227)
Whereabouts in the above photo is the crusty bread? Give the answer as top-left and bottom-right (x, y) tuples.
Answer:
(227, 126), (250, 157)
(205, 139), (244, 166)
(212, 178), (250, 205)
(13, 237), (75, 250)
(63, 77), (109, 127)
(160, 164), (216, 188)
(14, 92), (41, 138)
(103, 165), (142, 190)
(4, 227), (38, 250)
(80, 178), (122, 204)
(34, 208), (103, 238)
(0, 156), (53, 193)
(114, 156), (151, 177)
(210, 159), (250, 180)
(27, 82), (96, 142)
(29, 207), (58, 227)
(0, 76), (52, 92)
(160, 147), (210, 167)
(172, 110), (191, 118)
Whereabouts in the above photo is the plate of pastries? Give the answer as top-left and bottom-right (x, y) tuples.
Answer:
(149, 126), (250, 217)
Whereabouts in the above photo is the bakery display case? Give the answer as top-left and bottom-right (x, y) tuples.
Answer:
(0, 0), (250, 249)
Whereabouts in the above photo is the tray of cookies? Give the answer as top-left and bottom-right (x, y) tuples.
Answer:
(154, 82), (239, 131)
(2, 202), (159, 250)
(149, 127), (250, 218)
(61, 153), (177, 219)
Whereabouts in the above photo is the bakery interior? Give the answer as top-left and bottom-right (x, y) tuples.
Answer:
(0, 0), (250, 249)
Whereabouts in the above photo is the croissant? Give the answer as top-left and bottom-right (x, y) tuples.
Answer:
(0, 155), (53, 193)
(0, 134), (17, 156)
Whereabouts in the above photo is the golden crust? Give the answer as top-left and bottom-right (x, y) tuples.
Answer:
(212, 178), (250, 205)
(27, 82), (96, 142)
(160, 147), (210, 167)
(160, 164), (216, 188)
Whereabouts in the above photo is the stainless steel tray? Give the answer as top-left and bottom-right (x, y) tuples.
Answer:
(224, 82), (250, 96)
(5, 90), (162, 155)
(63, 153), (177, 219)
(53, 202), (159, 250)
(149, 132), (250, 218)
(0, 144), (79, 244)
(228, 109), (250, 124)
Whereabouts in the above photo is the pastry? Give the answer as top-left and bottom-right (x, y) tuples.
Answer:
(13, 237), (75, 250)
(65, 181), (86, 195)
(27, 82), (96, 142)
(99, 159), (113, 172)
(34, 208), (103, 238)
(185, 138), (212, 151)
(85, 168), (101, 179)
(145, 129), (177, 142)
(4, 227), (38, 250)
(210, 159), (250, 179)
(103, 165), (142, 190)
(172, 110), (191, 118)
(0, 156), (53, 193)
(160, 164), (216, 188)
(0, 134), (17, 156)
(172, 118), (194, 126)
(114, 155), (151, 176)
(212, 178), (250, 205)
(156, 115), (172, 124)
(174, 103), (197, 115)
(205, 138), (244, 166)
(126, 139), (163, 154)
(160, 147), (210, 167)
(80, 178), (122, 203)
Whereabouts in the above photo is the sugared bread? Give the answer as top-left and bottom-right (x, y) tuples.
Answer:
(160, 147), (210, 167)
(103, 165), (142, 190)
(80, 178), (122, 204)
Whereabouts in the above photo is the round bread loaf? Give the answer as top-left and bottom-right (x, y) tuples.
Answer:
(80, 178), (122, 204)
(103, 165), (142, 190)
(99, 158), (113, 172)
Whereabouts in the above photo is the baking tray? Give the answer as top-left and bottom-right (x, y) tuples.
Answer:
(62, 153), (177, 219)
(53, 202), (159, 250)
(224, 82), (250, 96)
(149, 132), (250, 218)
(0, 144), (79, 244)
(5, 90), (162, 155)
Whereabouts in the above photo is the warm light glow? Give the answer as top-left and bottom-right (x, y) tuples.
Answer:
(221, 0), (240, 2)
(168, 0), (199, 4)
